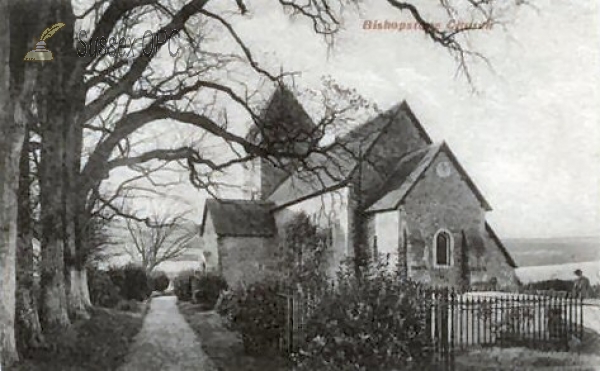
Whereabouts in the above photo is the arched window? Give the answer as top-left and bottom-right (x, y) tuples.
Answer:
(434, 230), (453, 266)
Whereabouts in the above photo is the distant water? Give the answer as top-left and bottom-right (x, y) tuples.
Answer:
(504, 236), (600, 267)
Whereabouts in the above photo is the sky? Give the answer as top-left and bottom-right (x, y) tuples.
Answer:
(106, 0), (600, 240)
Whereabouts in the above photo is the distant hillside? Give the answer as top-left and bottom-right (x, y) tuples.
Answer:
(504, 236), (600, 267)
(515, 260), (600, 286)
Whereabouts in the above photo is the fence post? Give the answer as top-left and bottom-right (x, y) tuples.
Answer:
(580, 295), (584, 341)
(539, 292), (544, 342)
(450, 288), (455, 358)
(460, 292), (465, 349)
(568, 292), (573, 344)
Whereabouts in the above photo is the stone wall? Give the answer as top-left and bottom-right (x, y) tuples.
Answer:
(391, 150), (517, 289)
(218, 236), (278, 288)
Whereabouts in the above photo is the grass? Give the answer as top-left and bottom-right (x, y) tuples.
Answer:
(10, 303), (147, 371)
(178, 301), (291, 371)
(453, 347), (600, 371)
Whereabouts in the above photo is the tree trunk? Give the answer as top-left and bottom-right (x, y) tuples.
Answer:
(0, 0), (21, 364)
(67, 251), (92, 318)
(55, 0), (91, 318)
(39, 97), (71, 330)
(39, 0), (79, 329)
(16, 130), (46, 353)
(65, 115), (90, 318)
(80, 268), (92, 308)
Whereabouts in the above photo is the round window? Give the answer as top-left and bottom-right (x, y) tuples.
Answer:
(436, 161), (452, 178)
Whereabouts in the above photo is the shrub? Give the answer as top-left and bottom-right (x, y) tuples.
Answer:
(194, 273), (228, 309)
(524, 279), (573, 293)
(108, 264), (152, 301)
(88, 267), (122, 308)
(215, 289), (235, 321)
(523, 280), (600, 299)
(295, 262), (432, 371)
(174, 270), (197, 302)
(151, 271), (170, 292)
(281, 212), (330, 293)
(115, 299), (141, 312)
(591, 284), (600, 298)
(220, 278), (286, 355)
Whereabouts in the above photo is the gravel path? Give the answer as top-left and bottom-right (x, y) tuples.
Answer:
(117, 296), (217, 371)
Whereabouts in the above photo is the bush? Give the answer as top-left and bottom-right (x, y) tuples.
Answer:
(108, 264), (152, 301)
(523, 280), (600, 299)
(524, 279), (573, 293)
(220, 278), (286, 355)
(115, 299), (141, 312)
(88, 267), (121, 308)
(194, 273), (228, 309)
(295, 262), (432, 371)
(215, 289), (235, 320)
(151, 271), (170, 292)
(174, 270), (197, 302)
(591, 284), (600, 298)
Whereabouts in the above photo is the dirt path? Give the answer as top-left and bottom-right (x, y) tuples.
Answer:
(117, 296), (217, 371)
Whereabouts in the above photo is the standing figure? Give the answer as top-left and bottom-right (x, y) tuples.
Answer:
(572, 269), (591, 299)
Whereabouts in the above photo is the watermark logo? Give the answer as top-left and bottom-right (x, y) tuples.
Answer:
(23, 22), (65, 62)
(76, 29), (180, 64)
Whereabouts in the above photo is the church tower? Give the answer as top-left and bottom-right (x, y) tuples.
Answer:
(244, 86), (319, 200)
(241, 157), (261, 200)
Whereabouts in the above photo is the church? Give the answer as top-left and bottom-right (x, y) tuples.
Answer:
(200, 87), (519, 290)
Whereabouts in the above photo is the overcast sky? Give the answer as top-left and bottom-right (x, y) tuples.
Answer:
(114, 0), (599, 240)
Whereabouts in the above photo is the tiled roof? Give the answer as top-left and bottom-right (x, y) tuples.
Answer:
(200, 199), (276, 237)
(268, 102), (412, 207)
(365, 144), (442, 212)
(366, 142), (492, 212)
(485, 222), (517, 268)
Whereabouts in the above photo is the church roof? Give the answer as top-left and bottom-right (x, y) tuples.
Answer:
(366, 142), (492, 212)
(245, 85), (318, 148)
(485, 222), (517, 268)
(200, 199), (276, 237)
(364, 144), (441, 211)
(268, 101), (429, 207)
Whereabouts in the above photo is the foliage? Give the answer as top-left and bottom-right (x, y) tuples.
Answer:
(87, 267), (122, 308)
(524, 279), (574, 293)
(295, 260), (432, 371)
(13, 307), (144, 371)
(592, 285), (600, 299)
(151, 271), (170, 292)
(178, 302), (292, 371)
(281, 212), (331, 293)
(194, 273), (228, 309)
(219, 278), (286, 355)
(115, 299), (142, 313)
(459, 231), (470, 291)
(174, 270), (198, 302)
(523, 279), (600, 299)
(215, 289), (235, 322)
(107, 264), (152, 301)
